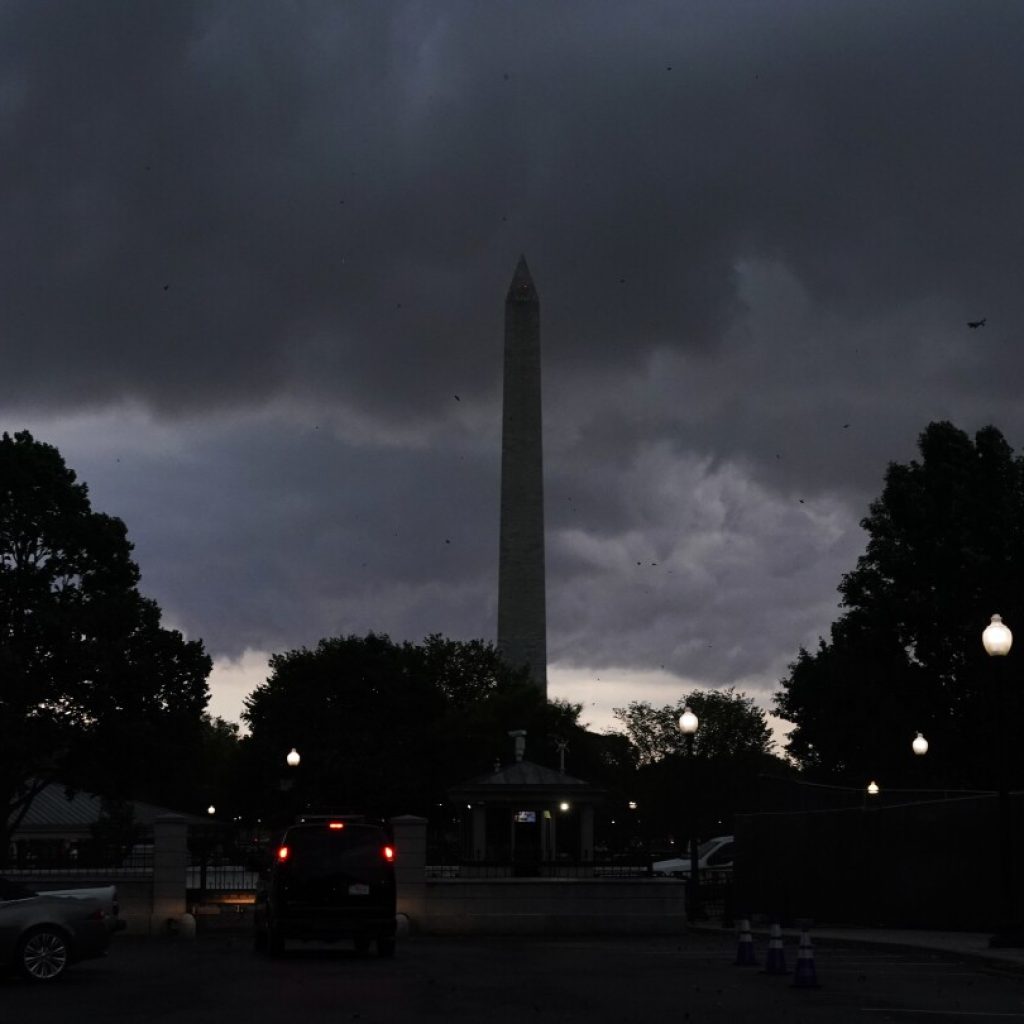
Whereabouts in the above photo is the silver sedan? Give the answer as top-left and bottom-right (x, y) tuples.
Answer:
(0, 877), (119, 982)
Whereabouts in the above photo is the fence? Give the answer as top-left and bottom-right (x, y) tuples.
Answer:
(5, 826), (260, 895)
(424, 857), (655, 880)
(5, 835), (154, 875)
(6, 815), (721, 935)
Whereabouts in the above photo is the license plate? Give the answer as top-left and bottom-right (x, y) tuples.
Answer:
(348, 883), (370, 896)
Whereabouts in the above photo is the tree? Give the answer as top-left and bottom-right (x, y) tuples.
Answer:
(613, 688), (776, 765)
(240, 632), (604, 824)
(0, 431), (211, 856)
(774, 421), (1024, 789)
(612, 688), (782, 845)
(238, 630), (645, 867)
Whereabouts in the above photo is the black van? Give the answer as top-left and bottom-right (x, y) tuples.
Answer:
(253, 818), (397, 957)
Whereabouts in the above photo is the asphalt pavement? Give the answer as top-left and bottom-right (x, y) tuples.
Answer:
(5, 927), (1024, 1023)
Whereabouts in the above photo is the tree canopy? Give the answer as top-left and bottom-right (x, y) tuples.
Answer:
(0, 431), (211, 849)
(613, 688), (776, 766)
(239, 632), (611, 823)
(774, 421), (1024, 789)
(612, 688), (784, 844)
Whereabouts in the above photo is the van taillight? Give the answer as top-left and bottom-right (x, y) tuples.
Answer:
(277, 846), (290, 861)
(383, 845), (395, 862)
(328, 822), (345, 830)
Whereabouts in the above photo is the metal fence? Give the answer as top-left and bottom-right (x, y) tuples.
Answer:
(186, 864), (260, 893)
(424, 858), (655, 880)
(4, 838), (154, 874)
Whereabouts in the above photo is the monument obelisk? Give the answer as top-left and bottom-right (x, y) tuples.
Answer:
(497, 256), (547, 694)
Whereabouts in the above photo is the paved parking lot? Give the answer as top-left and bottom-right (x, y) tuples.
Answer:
(4, 930), (1024, 1023)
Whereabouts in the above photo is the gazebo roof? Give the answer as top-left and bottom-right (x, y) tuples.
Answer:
(447, 759), (606, 803)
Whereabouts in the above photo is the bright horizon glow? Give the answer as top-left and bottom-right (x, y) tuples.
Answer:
(205, 651), (792, 756)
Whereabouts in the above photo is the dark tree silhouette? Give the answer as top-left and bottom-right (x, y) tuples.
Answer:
(613, 689), (785, 843)
(240, 633), (598, 823)
(775, 421), (1024, 790)
(0, 431), (211, 856)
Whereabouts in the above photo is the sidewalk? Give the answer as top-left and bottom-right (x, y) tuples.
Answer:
(695, 920), (1024, 971)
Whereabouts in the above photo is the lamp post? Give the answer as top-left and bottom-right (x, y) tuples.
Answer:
(678, 706), (701, 919)
(982, 613), (1021, 947)
(281, 748), (301, 825)
(917, 733), (933, 794)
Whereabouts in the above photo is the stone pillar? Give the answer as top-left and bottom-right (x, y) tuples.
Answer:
(150, 815), (188, 935)
(471, 806), (486, 861)
(539, 809), (556, 871)
(391, 815), (427, 931)
(580, 805), (595, 862)
(497, 256), (548, 694)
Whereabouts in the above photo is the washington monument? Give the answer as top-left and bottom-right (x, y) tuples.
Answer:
(497, 256), (547, 694)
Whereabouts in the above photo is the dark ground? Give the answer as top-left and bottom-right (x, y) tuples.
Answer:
(3, 930), (1024, 1023)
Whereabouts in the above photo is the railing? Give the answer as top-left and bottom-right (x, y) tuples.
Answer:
(424, 857), (657, 880)
(186, 864), (260, 893)
(3, 845), (154, 875)
(4, 839), (260, 893)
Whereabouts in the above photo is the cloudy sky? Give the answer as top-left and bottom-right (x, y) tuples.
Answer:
(4, 1), (1023, 743)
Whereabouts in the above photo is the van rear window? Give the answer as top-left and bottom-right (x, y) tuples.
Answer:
(282, 826), (385, 872)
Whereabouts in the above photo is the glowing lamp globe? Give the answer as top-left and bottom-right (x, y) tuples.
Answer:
(983, 614), (1013, 657)
(678, 708), (699, 735)
(912, 732), (929, 756)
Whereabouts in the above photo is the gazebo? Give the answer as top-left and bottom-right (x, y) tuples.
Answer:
(447, 731), (606, 876)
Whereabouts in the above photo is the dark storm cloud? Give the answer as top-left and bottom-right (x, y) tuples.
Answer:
(62, 412), (502, 656)
(6, 2), (1024, 725)
(4, 1), (1024, 430)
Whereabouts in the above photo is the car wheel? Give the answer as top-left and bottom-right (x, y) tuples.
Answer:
(377, 936), (396, 959)
(18, 927), (71, 982)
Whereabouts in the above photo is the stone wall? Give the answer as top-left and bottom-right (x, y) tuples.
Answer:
(391, 815), (687, 935)
(418, 877), (687, 935)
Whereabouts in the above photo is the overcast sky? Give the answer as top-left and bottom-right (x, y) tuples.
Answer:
(4, 1), (1024, 745)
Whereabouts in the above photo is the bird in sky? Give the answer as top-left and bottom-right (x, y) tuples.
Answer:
(968, 318), (987, 328)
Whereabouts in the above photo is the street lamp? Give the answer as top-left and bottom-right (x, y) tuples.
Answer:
(280, 748), (302, 824)
(912, 733), (929, 756)
(866, 781), (880, 797)
(982, 613), (1021, 947)
(983, 614), (1012, 657)
(679, 707), (699, 737)
(678, 706), (701, 919)
(207, 804), (216, 816)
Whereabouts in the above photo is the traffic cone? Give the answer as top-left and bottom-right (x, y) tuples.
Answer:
(734, 917), (757, 966)
(761, 919), (788, 975)
(791, 926), (820, 989)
